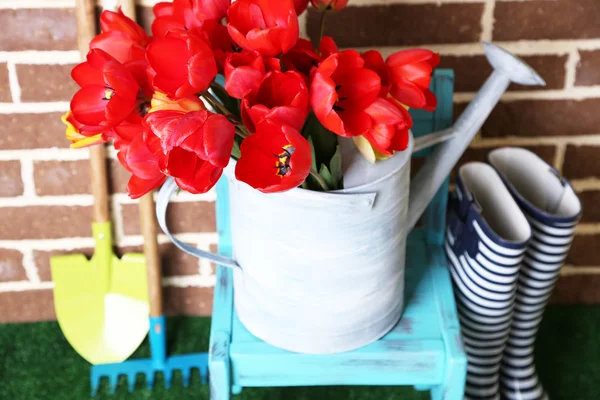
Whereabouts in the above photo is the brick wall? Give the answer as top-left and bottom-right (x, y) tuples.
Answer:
(0, 0), (599, 323)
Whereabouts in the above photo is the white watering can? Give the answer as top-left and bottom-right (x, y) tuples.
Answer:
(156, 42), (545, 354)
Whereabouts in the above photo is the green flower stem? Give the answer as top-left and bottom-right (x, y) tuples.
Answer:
(310, 169), (330, 191)
(202, 91), (230, 116)
(318, 11), (327, 49)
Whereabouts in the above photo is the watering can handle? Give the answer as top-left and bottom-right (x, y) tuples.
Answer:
(156, 177), (241, 270)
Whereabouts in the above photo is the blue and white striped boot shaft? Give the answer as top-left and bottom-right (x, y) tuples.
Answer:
(446, 163), (532, 400)
(489, 148), (582, 400)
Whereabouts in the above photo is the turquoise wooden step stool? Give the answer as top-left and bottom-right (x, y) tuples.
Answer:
(208, 70), (467, 400)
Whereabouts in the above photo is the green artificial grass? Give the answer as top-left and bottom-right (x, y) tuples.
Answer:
(0, 305), (598, 400)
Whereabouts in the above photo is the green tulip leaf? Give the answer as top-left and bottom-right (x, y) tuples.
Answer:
(330, 145), (343, 189)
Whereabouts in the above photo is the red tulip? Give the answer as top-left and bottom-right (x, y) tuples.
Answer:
(235, 119), (311, 193)
(310, 50), (381, 137)
(62, 111), (106, 148)
(200, 20), (237, 72)
(310, 0), (348, 12)
(144, 109), (235, 194)
(193, 0), (230, 22)
(224, 51), (266, 99)
(362, 98), (412, 156)
(227, 0), (299, 57)
(362, 50), (390, 98)
(90, 9), (148, 64)
(113, 123), (166, 199)
(241, 70), (309, 132)
(282, 36), (338, 84)
(386, 49), (440, 111)
(146, 30), (217, 98)
(152, 0), (229, 36)
(70, 49), (139, 133)
(294, 0), (309, 15)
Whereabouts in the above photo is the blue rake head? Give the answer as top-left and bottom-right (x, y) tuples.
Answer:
(90, 352), (208, 395)
(90, 316), (208, 395)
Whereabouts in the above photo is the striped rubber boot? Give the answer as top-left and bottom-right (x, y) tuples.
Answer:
(446, 163), (532, 400)
(489, 148), (582, 400)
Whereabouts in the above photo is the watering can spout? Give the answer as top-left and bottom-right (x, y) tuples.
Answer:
(406, 42), (545, 231)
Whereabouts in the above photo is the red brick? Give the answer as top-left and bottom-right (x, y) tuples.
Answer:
(34, 248), (94, 282)
(576, 50), (600, 87)
(578, 191), (600, 223)
(0, 113), (69, 150)
(439, 55), (567, 93)
(0, 206), (92, 240)
(164, 286), (213, 316)
(17, 64), (78, 102)
(0, 289), (56, 323)
(0, 9), (77, 51)
(451, 145), (556, 182)
(0, 249), (27, 282)
(122, 201), (216, 235)
(0, 161), (24, 197)
(550, 274), (600, 304)
(566, 234), (600, 266)
(108, 159), (131, 194)
(33, 160), (90, 196)
(456, 99), (600, 138)
(0, 63), (11, 102)
(494, 0), (600, 41)
(562, 145), (600, 180)
(307, 4), (484, 47)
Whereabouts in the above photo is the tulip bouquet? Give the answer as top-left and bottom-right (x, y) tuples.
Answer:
(65, 0), (440, 198)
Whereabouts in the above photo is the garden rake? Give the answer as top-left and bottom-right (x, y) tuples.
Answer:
(91, 193), (209, 394)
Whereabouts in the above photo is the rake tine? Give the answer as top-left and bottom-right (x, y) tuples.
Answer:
(200, 366), (208, 385)
(182, 368), (191, 388)
(108, 373), (120, 394)
(127, 373), (136, 392)
(164, 369), (173, 389)
(146, 372), (155, 390)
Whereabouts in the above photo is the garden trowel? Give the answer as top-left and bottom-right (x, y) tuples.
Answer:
(50, 0), (149, 365)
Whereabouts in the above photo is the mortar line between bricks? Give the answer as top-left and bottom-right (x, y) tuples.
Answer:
(0, 192), (216, 207)
(564, 49), (581, 90)
(354, 40), (600, 58)
(454, 87), (600, 103)
(553, 142), (566, 173)
(0, 233), (219, 251)
(19, 158), (36, 197)
(162, 274), (216, 288)
(480, 0), (495, 43)
(6, 62), (21, 103)
(0, 102), (70, 113)
(20, 248), (41, 283)
(0, 51), (81, 64)
(575, 224), (600, 235)
(572, 179), (600, 192)
(470, 135), (600, 147)
(0, 281), (54, 293)
(0, 148), (89, 161)
(561, 266), (600, 276)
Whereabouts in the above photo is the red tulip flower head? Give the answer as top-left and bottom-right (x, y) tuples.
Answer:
(90, 9), (149, 64)
(241, 70), (309, 132)
(144, 104), (235, 194)
(235, 119), (311, 193)
(310, 0), (349, 12)
(70, 49), (140, 133)
(152, 0), (230, 37)
(147, 30), (217, 99)
(310, 50), (381, 137)
(224, 51), (266, 99)
(386, 49), (440, 111)
(227, 0), (299, 57)
(294, 0), (310, 15)
(362, 98), (412, 157)
(112, 123), (167, 199)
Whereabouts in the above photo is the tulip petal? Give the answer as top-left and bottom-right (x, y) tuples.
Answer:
(127, 173), (167, 199)
(71, 85), (109, 126)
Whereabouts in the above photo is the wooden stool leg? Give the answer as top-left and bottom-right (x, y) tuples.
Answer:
(209, 332), (232, 400)
(430, 330), (467, 400)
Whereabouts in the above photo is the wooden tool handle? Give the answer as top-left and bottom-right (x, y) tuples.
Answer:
(140, 193), (163, 317)
(118, 0), (137, 21)
(75, 0), (111, 223)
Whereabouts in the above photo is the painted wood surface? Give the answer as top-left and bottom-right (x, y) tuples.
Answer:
(208, 70), (466, 400)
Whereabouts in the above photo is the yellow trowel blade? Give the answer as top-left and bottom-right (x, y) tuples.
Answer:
(51, 223), (149, 365)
